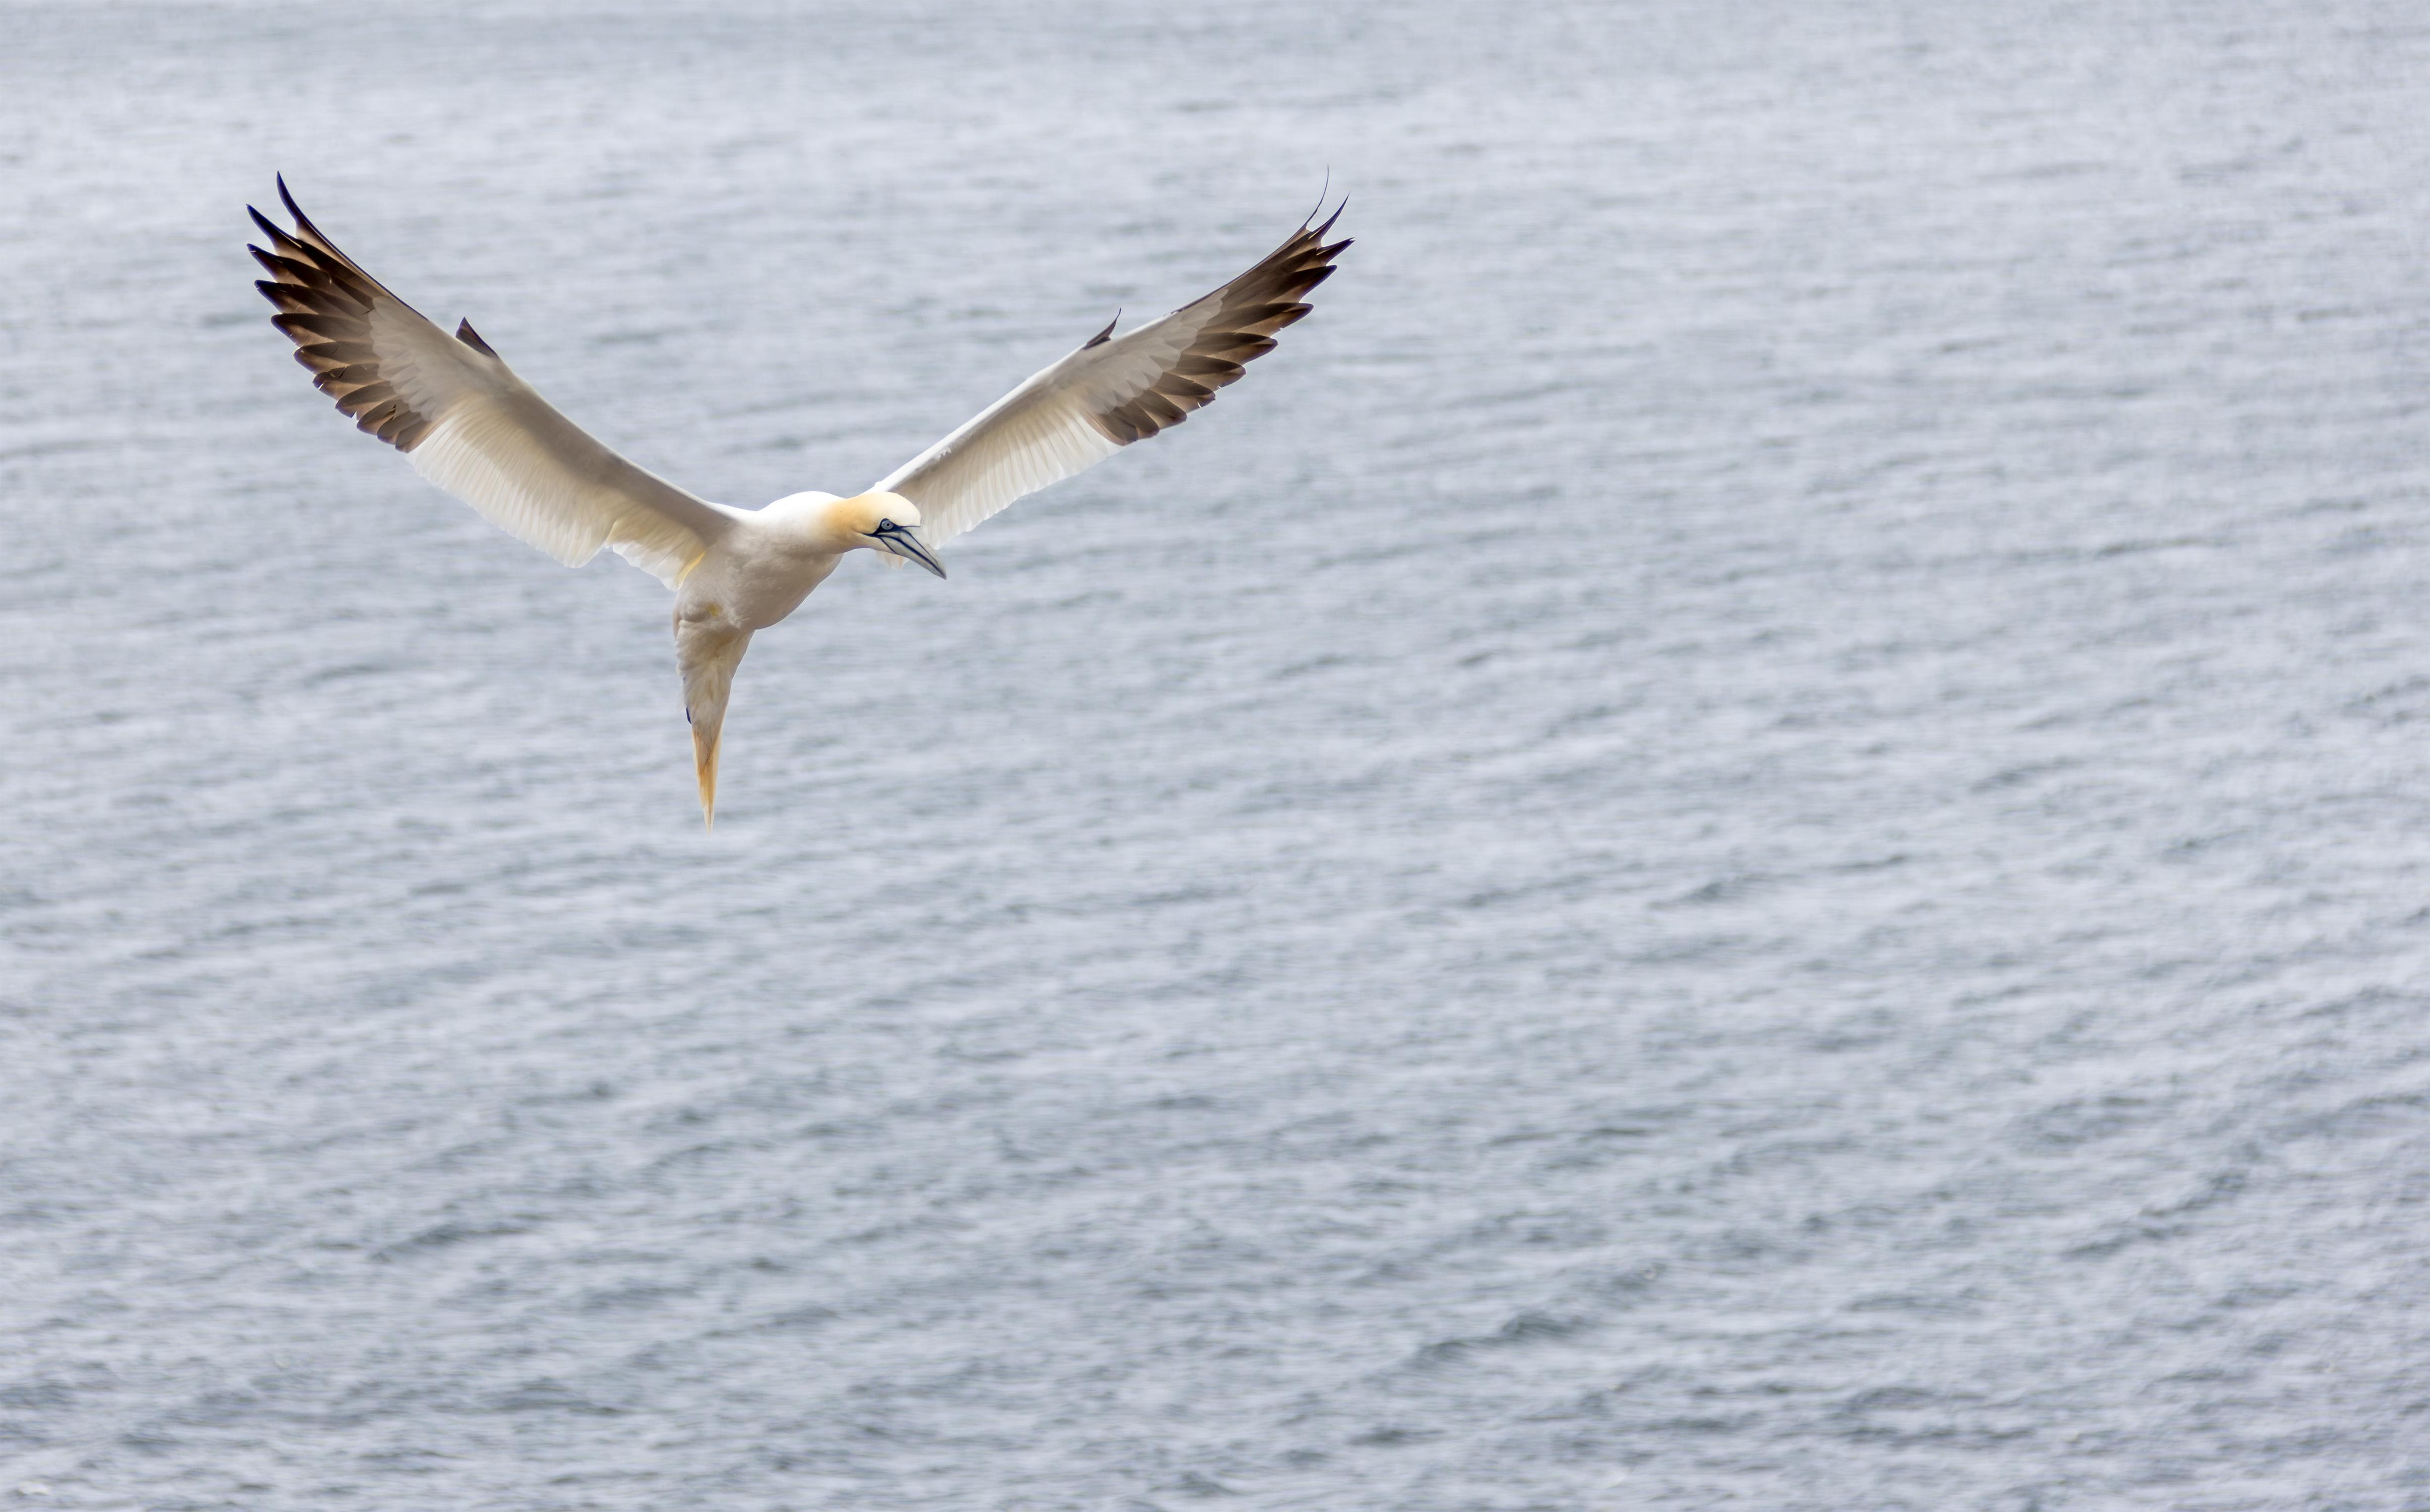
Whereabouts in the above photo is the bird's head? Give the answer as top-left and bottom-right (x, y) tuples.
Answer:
(826, 491), (945, 578)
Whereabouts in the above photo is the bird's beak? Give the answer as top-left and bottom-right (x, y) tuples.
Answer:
(875, 523), (947, 579)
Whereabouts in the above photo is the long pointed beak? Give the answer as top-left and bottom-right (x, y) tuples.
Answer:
(880, 525), (947, 579)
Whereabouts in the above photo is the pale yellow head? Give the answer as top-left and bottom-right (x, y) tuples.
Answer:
(822, 491), (945, 577)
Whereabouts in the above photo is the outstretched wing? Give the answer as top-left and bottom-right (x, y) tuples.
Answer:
(248, 177), (734, 588)
(873, 204), (1350, 551)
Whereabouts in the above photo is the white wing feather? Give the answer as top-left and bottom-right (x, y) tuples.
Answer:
(251, 180), (733, 589)
(874, 207), (1351, 551)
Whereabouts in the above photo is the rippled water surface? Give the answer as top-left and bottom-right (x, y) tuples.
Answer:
(7, 2), (2430, 1507)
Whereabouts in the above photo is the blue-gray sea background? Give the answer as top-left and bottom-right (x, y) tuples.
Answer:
(6, 2), (2430, 1507)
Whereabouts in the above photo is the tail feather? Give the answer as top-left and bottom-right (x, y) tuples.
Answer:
(693, 722), (722, 829)
(676, 617), (752, 830)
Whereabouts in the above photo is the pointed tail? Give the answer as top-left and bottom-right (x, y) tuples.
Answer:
(693, 721), (722, 830)
(676, 618), (753, 830)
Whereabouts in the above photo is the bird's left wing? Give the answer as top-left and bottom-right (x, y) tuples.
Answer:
(248, 178), (733, 589)
(873, 205), (1350, 552)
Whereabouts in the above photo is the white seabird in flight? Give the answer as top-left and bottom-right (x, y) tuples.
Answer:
(247, 179), (1350, 826)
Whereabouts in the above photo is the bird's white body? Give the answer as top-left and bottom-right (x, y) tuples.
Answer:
(681, 492), (857, 633)
(249, 180), (1348, 824)
(660, 489), (926, 818)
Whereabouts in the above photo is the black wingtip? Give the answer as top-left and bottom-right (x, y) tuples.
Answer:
(275, 174), (333, 249)
(247, 202), (314, 265)
(1082, 312), (1119, 348)
(1316, 196), (1349, 238)
(455, 318), (499, 357)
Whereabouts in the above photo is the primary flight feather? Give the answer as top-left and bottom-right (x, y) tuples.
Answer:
(247, 179), (1350, 825)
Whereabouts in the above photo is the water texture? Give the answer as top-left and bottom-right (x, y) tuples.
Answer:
(4, 2), (2429, 1507)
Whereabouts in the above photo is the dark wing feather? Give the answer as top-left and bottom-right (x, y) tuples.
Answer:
(248, 178), (462, 453)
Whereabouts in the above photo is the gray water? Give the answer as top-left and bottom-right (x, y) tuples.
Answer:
(6, 2), (2430, 1507)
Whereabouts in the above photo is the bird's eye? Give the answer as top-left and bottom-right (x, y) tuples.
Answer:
(876, 518), (898, 533)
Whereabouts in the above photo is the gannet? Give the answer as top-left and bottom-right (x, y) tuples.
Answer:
(247, 179), (1349, 826)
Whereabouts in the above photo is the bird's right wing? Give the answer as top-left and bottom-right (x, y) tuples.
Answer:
(873, 205), (1350, 551)
(248, 178), (733, 589)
